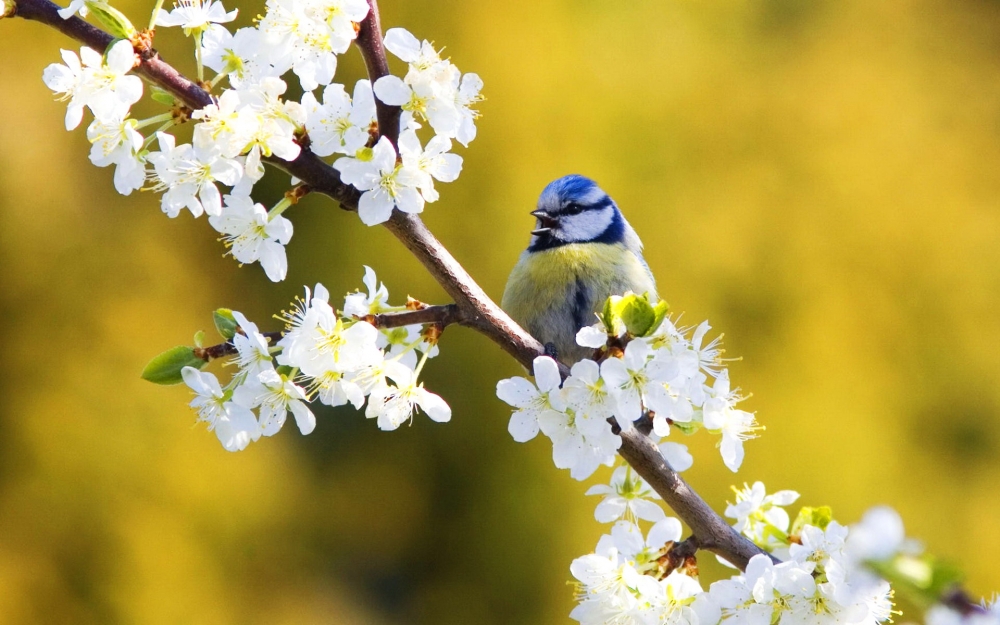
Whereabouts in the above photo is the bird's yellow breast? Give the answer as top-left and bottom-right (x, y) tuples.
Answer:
(501, 243), (657, 361)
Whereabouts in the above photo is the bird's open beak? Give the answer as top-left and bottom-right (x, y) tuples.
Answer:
(531, 209), (558, 236)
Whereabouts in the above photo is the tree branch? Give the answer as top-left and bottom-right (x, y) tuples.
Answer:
(10, 0), (769, 571)
(195, 305), (464, 361)
(364, 303), (462, 329)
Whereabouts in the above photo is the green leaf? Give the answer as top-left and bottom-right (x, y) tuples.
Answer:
(649, 300), (670, 336)
(600, 296), (618, 333)
(618, 293), (657, 337)
(790, 505), (834, 535)
(150, 86), (176, 106)
(193, 330), (206, 348)
(673, 420), (702, 435)
(213, 308), (238, 339)
(868, 554), (964, 608)
(141, 346), (206, 385)
(87, 3), (136, 38)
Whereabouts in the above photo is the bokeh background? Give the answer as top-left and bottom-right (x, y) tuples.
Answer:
(2, 0), (1000, 622)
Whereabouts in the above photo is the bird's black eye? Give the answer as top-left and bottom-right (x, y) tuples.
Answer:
(561, 202), (586, 216)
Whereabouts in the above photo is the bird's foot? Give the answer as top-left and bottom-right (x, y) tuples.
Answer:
(543, 342), (559, 361)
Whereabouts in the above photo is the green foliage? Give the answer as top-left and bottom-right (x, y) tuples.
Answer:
(869, 554), (965, 609)
(213, 308), (238, 340)
(87, 3), (136, 39)
(791, 506), (833, 535)
(150, 86), (177, 107)
(600, 293), (669, 337)
(141, 346), (206, 385)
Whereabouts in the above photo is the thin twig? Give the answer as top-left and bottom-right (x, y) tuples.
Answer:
(364, 304), (463, 329)
(193, 306), (463, 361)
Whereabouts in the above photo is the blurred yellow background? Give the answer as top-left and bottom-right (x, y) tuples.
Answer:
(2, 0), (1000, 622)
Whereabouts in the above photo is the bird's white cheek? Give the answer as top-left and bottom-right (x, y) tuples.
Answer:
(559, 208), (613, 242)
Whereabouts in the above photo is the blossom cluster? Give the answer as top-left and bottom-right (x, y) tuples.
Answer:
(43, 0), (482, 280)
(180, 267), (449, 451)
(496, 303), (757, 480)
(570, 480), (904, 625)
(571, 463), (703, 624)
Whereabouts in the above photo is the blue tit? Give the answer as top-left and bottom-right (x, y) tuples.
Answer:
(501, 174), (657, 365)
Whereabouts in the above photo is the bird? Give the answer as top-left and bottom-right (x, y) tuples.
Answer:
(501, 174), (657, 365)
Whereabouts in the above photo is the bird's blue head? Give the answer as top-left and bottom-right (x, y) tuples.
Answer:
(527, 175), (628, 252)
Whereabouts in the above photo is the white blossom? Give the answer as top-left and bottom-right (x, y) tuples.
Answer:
(85, 116), (145, 195)
(201, 25), (290, 85)
(301, 80), (376, 157)
(334, 136), (424, 226)
(147, 132), (243, 218)
(702, 370), (758, 472)
(42, 48), (88, 130)
(398, 128), (462, 203)
(658, 440), (694, 472)
(365, 366), (451, 431)
(374, 28), (482, 144)
(181, 366), (260, 451)
(155, 0), (237, 34)
(724, 482), (799, 548)
(496, 356), (566, 443)
(585, 465), (665, 523)
(231, 310), (276, 380)
(257, 0), (369, 91)
(57, 0), (88, 20)
(600, 339), (677, 428)
(208, 193), (293, 281)
(537, 406), (621, 481)
(276, 284), (382, 377)
(43, 42), (142, 129)
(343, 265), (390, 317)
(564, 359), (618, 428)
(232, 368), (314, 436)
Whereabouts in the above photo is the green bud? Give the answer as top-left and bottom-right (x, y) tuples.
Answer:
(150, 86), (176, 106)
(1, 0), (17, 19)
(193, 330), (206, 348)
(141, 346), (206, 385)
(88, 3), (137, 38)
(619, 293), (656, 337)
(600, 295), (621, 334)
(213, 308), (238, 339)
(672, 420), (701, 436)
(599, 293), (670, 338)
(790, 505), (834, 536)
(650, 300), (670, 336)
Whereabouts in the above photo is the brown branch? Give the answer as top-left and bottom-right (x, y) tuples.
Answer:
(194, 306), (462, 361)
(355, 0), (400, 147)
(194, 331), (284, 361)
(11, 0), (768, 572)
(364, 304), (462, 329)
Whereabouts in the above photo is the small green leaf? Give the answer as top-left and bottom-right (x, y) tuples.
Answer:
(150, 86), (176, 106)
(618, 293), (657, 337)
(649, 300), (670, 336)
(213, 308), (238, 339)
(600, 296), (618, 333)
(193, 330), (206, 348)
(87, 3), (136, 38)
(275, 365), (294, 378)
(141, 346), (206, 385)
(868, 554), (964, 608)
(790, 505), (834, 535)
(673, 420), (702, 436)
